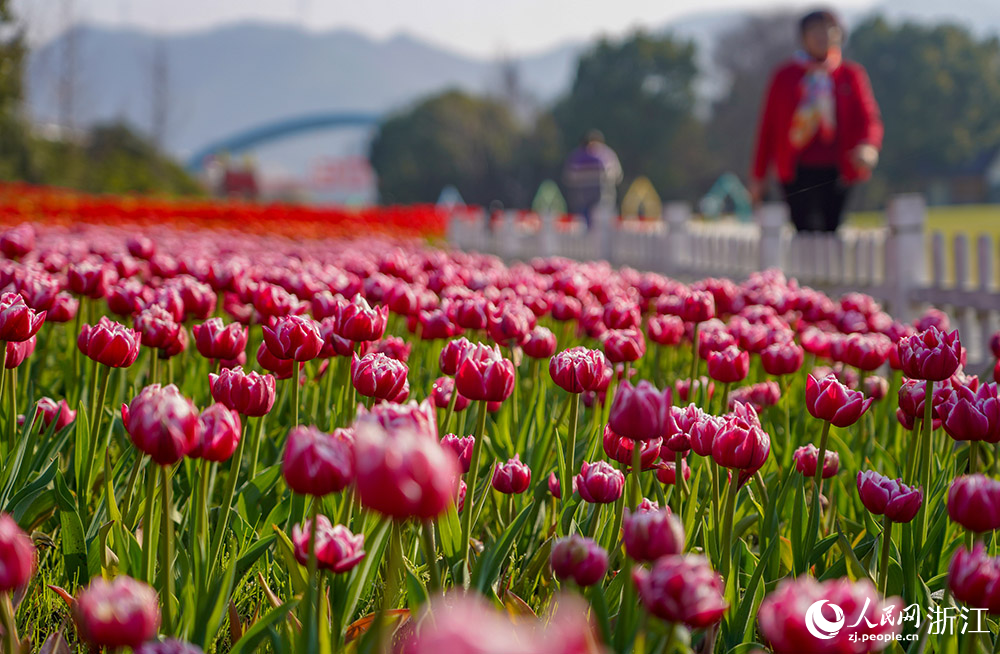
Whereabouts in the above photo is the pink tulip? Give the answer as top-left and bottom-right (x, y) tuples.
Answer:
(291, 516), (365, 573)
(549, 347), (608, 394)
(282, 425), (354, 497)
(706, 345), (749, 383)
(455, 342), (515, 403)
(191, 403), (242, 462)
(122, 384), (201, 466)
(712, 402), (770, 483)
(0, 513), (34, 592)
(856, 470), (923, 523)
(608, 380), (672, 442)
(602, 328), (646, 363)
(522, 326), (557, 359)
(350, 352), (408, 401)
(0, 292), (45, 342)
(761, 341), (804, 376)
(939, 382), (1000, 443)
(209, 367), (276, 417)
(633, 555), (727, 628)
(575, 460), (624, 504)
(192, 317), (248, 360)
(647, 314), (685, 346)
(805, 374), (873, 427)
(263, 315), (323, 362)
(73, 576), (160, 650)
(793, 444), (839, 479)
(947, 474), (1000, 533)
(550, 535), (608, 586)
(897, 327), (962, 381)
(492, 454), (531, 494)
(79, 316), (141, 368)
(623, 505), (683, 562)
(603, 424), (662, 467)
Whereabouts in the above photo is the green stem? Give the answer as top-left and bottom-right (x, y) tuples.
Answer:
(0, 593), (19, 654)
(631, 437), (643, 509)
(324, 358), (338, 430)
(0, 344), (7, 454)
(878, 514), (893, 595)
(142, 463), (156, 584)
(7, 366), (15, 456)
(442, 378), (459, 436)
(81, 364), (112, 513)
(208, 421), (248, 580)
(374, 520), (403, 654)
(970, 440), (980, 476)
(461, 400), (488, 587)
(149, 346), (158, 386)
(120, 453), (146, 528)
(160, 465), (174, 635)
(564, 393), (580, 502)
(247, 415), (265, 482)
(688, 323), (700, 386)
(917, 379), (934, 551)
(291, 371), (300, 427)
(805, 420), (832, 558)
(421, 520), (441, 591)
(300, 498), (320, 654)
(720, 471), (740, 579)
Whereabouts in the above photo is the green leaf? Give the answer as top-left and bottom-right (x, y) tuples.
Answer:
(55, 471), (88, 586)
(229, 599), (300, 654)
(472, 501), (533, 593)
(436, 503), (462, 560)
(272, 525), (308, 596)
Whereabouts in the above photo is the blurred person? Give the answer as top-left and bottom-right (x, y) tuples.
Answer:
(749, 9), (882, 232)
(563, 130), (623, 231)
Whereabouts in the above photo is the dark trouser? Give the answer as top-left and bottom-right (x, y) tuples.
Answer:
(781, 165), (850, 233)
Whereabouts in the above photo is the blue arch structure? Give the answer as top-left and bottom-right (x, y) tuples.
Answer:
(185, 111), (382, 171)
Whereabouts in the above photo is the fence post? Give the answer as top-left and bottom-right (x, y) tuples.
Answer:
(884, 194), (927, 323)
(539, 211), (556, 258)
(756, 202), (788, 271)
(592, 197), (616, 263)
(663, 202), (691, 276)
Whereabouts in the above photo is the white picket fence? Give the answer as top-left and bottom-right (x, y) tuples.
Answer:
(446, 194), (1000, 367)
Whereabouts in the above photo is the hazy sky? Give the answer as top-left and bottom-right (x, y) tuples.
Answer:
(16, 0), (876, 58)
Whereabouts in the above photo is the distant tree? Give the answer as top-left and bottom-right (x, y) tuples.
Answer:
(706, 11), (799, 181)
(551, 30), (710, 201)
(0, 0), (35, 180)
(849, 17), (1000, 193)
(370, 90), (524, 206)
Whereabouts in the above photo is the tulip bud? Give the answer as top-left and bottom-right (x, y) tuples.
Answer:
(758, 576), (901, 654)
(522, 326), (557, 359)
(608, 380), (672, 442)
(939, 382), (1000, 443)
(633, 555), (727, 628)
(33, 397), (76, 432)
(0, 513), (34, 592)
(706, 345), (750, 383)
(761, 341), (804, 376)
(492, 454), (531, 494)
(575, 460), (625, 504)
(948, 544), (997, 612)
(291, 516), (365, 573)
(550, 535), (608, 586)
(0, 224), (33, 259)
(623, 505), (684, 562)
(122, 384), (201, 465)
(0, 291), (45, 342)
(134, 305), (181, 350)
(209, 367), (276, 417)
(79, 316), (141, 368)
(3, 336), (34, 368)
(602, 328), (646, 363)
(647, 314), (685, 346)
(337, 295), (388, 342)
(350, 352), (408, 401)
(192, 317), (248, 360)
(674, 376), (715, 403)
(549, 347), (608, 394)
(897, 327), (962, 381)
(841, 333), (892, 371)
(805, 374), (874, 427)
(191, 403), (241, 462)
(440, 434), (474, 473)
(947, 474), (1000, 533)
(793, 444), (839, 479)
(439, 337), (474, 376)
(856, 470), (923, 523)
(487, 303), (533, 347)
(353, 424), (460, 520)
(681, 290), (715, 323)
(603, 424), (662, 468)
(430, 376), (470, 412)
(712, 403), (770, 483)
(655, 458), (691, 486)
(548, 471), (577, 499)
(263, 315), (323, 362)
(68, 262), (117, 299)
(282, 426), (354, 496)
(73, 576), (160, 649)
(455, 342), (515, 403)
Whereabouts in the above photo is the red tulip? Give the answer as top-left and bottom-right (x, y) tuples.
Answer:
(608, 380), (671, 442)
(840, 333), (892, 371)
(487, 303), (533, 347)
(0, 224), (34, 259)
(336, 295), (387, 342)
(547, 471), (577, 499)
(728, 381), (781, 413)
(897, 327), (962, 381)
(575, 460), (624, 504)
(439, 337), (474, 376)
(430, 376), (470, 412)
(603, 424), (662, 468)
(758, 576), (901, 654)
(282, 425), (354, 496)
(647, 314), (685, 346)
(492, 454), (531, 494)
(761, 341), (804, 376)
(190, 403), (241, 462)
(353, 423), (459, 520)
(712, 402), (770, 483)
(209, 367), (276, 416)
(33, 397), (76, 432)
(856, 470), (923, 523)
(354, 399), (438, 440)
(73, 576), (160, 649)
(948, 544), (1000, 613)
(68, 261), (117, 299)
(674, 376), (715, 403)
(455, 342), (515, 403)
(864, 375), (889, 400)
(623, 504), (683, 562)
(0, 513), (34, 592)
(370, 335), (412, 362)
(633, 555), (727, 628)
(47, 292), (78, 323)
(522, 326), (557, 359)
(3, 336), (34, 368)
(350, 352), (408, 401)
(550, 535), (608, 586)
(263, 315), (323, 362)
(602, 298), (641, 330)
(440, 434), (474, 473)
(947, 474), (1000, 533)
(192, 317), (248, 361)
(804, 374), (873, 427)
(680, 290), (715, 323)
(793, 444), (839, 479)
(706, 345), (749, 383)
(655, 458), (691, 485)
(939, 382), (1000, 443)
(602, 328), (645, 363)
(134, 305), (181, 350)
(0, 291), (45, 342)
(549, 347), (608, 394)
(291, 516), (365, 573)
(122, 384), (201, 466)
(79, 316), (141, 368)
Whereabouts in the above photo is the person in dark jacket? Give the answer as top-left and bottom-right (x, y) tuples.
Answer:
(749, 9), (883, 232)
(563, 130), (623, 231)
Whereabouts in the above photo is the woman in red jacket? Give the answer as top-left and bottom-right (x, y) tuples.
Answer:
(749, 10), (883, 232)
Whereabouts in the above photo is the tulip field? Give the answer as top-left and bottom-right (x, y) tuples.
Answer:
(2, 197), (1000, 654)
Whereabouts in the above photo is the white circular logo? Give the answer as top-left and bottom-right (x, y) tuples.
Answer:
(805, 600), (845, 640)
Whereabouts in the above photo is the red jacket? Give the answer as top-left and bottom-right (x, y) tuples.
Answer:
(751, 59), (883, 184)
